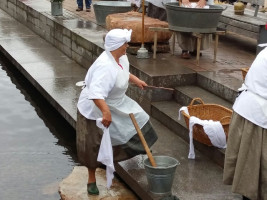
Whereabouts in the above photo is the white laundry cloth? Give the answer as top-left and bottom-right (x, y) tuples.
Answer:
(178, 107), (227, 159)
(178, 106), (189, 120)
(188, 116), (227, 159)
(96, 118), (115, 189)
(181, 2), (209, 8)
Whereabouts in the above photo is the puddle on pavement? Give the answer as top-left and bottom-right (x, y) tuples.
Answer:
(0, 54), (79, 200)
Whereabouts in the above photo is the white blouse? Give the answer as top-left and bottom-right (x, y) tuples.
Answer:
(233, 47), (267, 128)
(77, 51), (149, 145)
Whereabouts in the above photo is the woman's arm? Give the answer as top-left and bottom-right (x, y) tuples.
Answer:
(197, 0), (206, 8)
(181, 0), (191, 7)
(129, 74), (147, 89)
(93, 99), (111, 128)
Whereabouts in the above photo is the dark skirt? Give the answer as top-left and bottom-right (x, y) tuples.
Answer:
(147, 3), (167, 22)
(223, 112), (267, 200)
(76, 111), (158, 169)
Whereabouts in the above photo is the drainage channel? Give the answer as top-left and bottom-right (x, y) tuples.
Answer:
(0, 53), (79, 200)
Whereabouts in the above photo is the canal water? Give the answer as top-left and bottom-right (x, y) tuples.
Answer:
(0, 53), (79, 200)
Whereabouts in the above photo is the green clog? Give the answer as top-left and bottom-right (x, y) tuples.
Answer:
(87, 182), (99, 195)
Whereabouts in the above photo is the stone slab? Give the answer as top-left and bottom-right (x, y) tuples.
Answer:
(59, 166), (138, 200)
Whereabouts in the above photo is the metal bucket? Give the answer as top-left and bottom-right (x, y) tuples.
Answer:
(51, 1), (63, 16)
(144, 156), (179, 195)
(165, 2), (224, 33)
(93, 1), (133, 26)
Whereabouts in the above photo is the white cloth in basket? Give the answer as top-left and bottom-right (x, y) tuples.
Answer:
(178, 107), (227, 159)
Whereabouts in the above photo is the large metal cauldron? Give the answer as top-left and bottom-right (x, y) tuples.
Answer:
(165, 2), (224, 33)
(93, 1), (132, 26)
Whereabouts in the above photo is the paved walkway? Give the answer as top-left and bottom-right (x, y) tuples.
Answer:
(61, 0), (257, 80)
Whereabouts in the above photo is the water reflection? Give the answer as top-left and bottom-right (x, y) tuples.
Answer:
(0, 53), (78, 200)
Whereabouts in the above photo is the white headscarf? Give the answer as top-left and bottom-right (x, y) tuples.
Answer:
(104, 29), (132, 52)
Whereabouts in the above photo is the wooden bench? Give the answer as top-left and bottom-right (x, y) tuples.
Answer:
(218, 1), (267, 54)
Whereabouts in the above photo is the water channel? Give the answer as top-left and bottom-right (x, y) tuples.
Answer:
(0, 53), (79, 200)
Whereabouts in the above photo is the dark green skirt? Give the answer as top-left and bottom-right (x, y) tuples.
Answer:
(76, 111), (158, 168)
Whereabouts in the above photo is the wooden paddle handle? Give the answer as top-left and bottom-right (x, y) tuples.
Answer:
(129, 113), (157, 167)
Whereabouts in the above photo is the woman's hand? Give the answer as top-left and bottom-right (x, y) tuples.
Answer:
(93, 99), (112, 128)
(101, 109), (112, 128)
(197, 0), (206, 8)
(129, 74), (148, 89)
(182, 0), (191, 7)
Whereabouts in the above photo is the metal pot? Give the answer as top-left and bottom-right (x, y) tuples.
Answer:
(93, 1), (133, 26)
(165, 2), (224, 33)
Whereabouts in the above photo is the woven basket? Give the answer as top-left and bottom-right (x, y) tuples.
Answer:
(241, 67), (249, 80)
(182, 98), (233, 146)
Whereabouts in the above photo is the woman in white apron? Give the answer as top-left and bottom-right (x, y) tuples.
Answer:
(76, 29), (158, 195)
(223, 47), (267, 200)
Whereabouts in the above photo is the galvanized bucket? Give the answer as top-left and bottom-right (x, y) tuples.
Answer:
(93, 1), (133, 26)
(51, 1), (63, 16)
(144, 156), (179, 195)
(165, 2), (224, 33)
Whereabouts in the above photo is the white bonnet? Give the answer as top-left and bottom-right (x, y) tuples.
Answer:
(104, 29), (132, 52)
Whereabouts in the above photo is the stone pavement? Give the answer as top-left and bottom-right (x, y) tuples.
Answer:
(0, 0), (260, 199)
(61, 0), (257, 79)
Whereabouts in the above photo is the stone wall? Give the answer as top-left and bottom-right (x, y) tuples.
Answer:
(0, 0), (106, 69)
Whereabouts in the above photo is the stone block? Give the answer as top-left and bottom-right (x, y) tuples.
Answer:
(16, 7), (27, 22)
(7, 1), (16, 17)
(71, 41), (84, 55)
(0, 0), (8, 10)
(63, 28), (71, 38)
(16, 0), (27, 10)
(106, 11), (172, 44)
(40, 14), (46, 24)
(63, 35), (71, 48)
(55, 31), (63, 43)
(46, 18), (54, 28)
(8, 0), (16, 4)
(63, 44), (72, 58)
(59, 166), (137, 200)
(44, 32), (54, 44)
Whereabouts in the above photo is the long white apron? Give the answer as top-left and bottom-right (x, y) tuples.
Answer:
(106, 62), (149, 146)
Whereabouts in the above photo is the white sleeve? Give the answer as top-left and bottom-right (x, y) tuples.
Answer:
(86, 64), (117, 100)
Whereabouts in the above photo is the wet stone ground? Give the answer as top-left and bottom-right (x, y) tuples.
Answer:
(0, 54), (78, 200)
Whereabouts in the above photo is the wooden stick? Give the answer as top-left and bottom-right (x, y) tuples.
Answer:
(129, 113), (157, 167)
(141, 0), (145, 46)
(145, 85), (174, 91)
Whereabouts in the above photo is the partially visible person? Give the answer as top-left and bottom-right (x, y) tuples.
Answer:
(76, 29), (158, 195)
(146, 0), (170, 21)
(178, 0), (212, 59)
(223, 47), (267, 200)
(146, 0), (212, 59)
(76, 0), (92, 12)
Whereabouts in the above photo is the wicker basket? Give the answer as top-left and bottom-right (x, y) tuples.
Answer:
(241, 67), (249, 80)
(182, 98), (233, 146)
